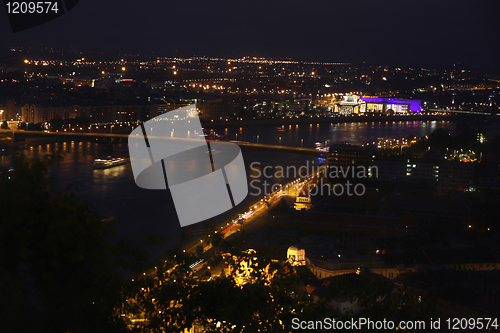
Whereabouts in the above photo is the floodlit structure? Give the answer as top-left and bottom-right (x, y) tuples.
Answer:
(334, 95), (363, 115)
(287, 246), (306, 266)
(333, 95), (422, 115)
(360, 96), (422, 114)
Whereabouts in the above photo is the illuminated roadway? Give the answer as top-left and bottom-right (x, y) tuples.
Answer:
(185, 169), (324, 275)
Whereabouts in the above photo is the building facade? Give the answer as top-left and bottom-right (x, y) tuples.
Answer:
(334, 95), (363, 115)
(333, 95), (422, 115)
(373, 157), (475, 195)
(327, 144), (370, 168)
(0, 99), (15, 122)
(287, 246), (306, 266)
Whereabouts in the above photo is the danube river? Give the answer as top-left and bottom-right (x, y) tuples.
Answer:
(1, 120), (455, 258)
(208, 119), (455, 147)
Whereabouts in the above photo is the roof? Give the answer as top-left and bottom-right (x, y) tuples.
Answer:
(288, 245), (304, 251)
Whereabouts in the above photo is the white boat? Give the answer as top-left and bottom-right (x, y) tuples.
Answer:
(315, 142), (329, 151)
(94, 156), (127, 169)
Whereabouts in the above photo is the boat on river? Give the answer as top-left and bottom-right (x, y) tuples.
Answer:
(94, 156), (127, 169)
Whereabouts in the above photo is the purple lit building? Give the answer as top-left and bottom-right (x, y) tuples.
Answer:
(359, 96), (422, 114)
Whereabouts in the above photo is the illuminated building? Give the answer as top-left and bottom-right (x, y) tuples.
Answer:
(333, 96), (422, 115)
(21, 104), (37, 123)
(306, 248), (500, 280)
(327, 144), (370, 168)
(287, 246), (306, 266)
(0, 99), (15, 121)
(334, 95), (362, 115)
(373, 157), (474, 195)
(360, 96), (422, 114)
(155, 102), (191, 115)
(197, 99), (236, 120)
(294, 190), (312, 211)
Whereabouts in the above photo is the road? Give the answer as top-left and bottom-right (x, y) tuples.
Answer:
(186, 169), (324, 277)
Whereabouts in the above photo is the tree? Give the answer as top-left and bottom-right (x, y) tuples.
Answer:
(48, 117), (64, 130)
(196, 244), (204, 258)
(27, 122), (42, 131)
(0, 153), (133, 332)
(210, 232), (223, 247)
(176, 229), (190, 245)
(122, 251), (313, 332)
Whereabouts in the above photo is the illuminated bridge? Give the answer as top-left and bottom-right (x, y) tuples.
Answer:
(2, 130), (326, 157)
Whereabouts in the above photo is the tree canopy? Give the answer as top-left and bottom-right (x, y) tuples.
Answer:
(0, 153), (128, 332)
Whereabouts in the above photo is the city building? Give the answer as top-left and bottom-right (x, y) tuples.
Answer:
(21, 104), (79, 124)
(327, 144), (370, 168)
(306, 255), (417, 280)
(21, 104), (36, 123)
(287, 246), (306, 266)
(305, 247), (500, 280)
(360, 96), (422, 114)
(334, 95), (363, 115)
(373, 157), (475, 195)
(197, 99), (236, 120)
(0, 99), (15, 121)
(333, 95), (422, 115)
(153, 102), (192, 115)
(20, 103), (163, 124)
(294, 179), (317, 211)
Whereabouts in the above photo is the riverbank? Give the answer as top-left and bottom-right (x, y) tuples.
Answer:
(202, 113), (455, 128)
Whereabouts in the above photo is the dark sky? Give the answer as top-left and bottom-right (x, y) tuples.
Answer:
(1, 0), (499, 68)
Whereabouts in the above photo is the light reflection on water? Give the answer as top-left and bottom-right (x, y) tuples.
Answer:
(209, 120), (455, 147)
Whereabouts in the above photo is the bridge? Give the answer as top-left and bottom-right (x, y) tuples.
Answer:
(433, 108), (495, 116)
(1, 129), (326, 157)
(236, 142), (324, 156)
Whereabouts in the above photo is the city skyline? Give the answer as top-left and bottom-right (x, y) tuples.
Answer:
(1, 0), (500, 68)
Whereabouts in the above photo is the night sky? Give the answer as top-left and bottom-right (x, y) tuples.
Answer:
(1, 0), (499, 68)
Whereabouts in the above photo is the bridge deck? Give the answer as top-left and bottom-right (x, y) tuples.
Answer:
(1, 129), (325, 156)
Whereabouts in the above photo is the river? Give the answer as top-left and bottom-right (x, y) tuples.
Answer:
(0, 120), (455, 258)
